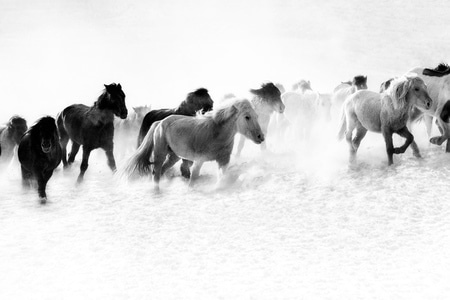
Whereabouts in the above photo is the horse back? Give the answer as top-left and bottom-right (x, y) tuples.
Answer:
(59, 104), (114, 147)
(138, 109), (175, 146)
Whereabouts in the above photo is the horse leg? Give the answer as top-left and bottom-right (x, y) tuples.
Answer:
(161, 152), (181, 176)
(59, 135), (69, 168)
(382, 129), (395, 165)
(35, 169), (49, 204)
(20, 165), (32, 188)
(188, 161), (204, 187)
(68, 142), (80, 164)
(393, 127), (414, 155)
(345, 115), (357, 163)
(152, 139), (169, 192)
(104, 149), (117, 172)
(352, 125), (367, 153)
(180, 159), (193, 179)
(236, 134), (245, 157)
(77, 147), (92, 183)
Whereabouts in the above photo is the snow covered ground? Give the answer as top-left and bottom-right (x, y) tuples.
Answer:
(1, 122), (449, 299)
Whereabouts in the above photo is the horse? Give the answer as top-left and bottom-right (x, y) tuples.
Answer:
(406, 63), (450, 152)
(0, 116), (28, 164)
(331, 75), (368, 120)
(114, 105), (152, 158)
(136, 88), (214, 178)
(122, 99), (264, 191)
(338, 75), (432, 165)
(280, 80), (331, 141)
(56, 83), (127, 183)
(18, 116), (62, 204)
(236, 82), (284, 156)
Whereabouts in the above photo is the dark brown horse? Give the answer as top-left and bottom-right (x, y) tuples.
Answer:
(0, 115), (28, 164)
(18, 116), (62, 204)
(57, 83), (127, 183)
(137, 88), (214, 178)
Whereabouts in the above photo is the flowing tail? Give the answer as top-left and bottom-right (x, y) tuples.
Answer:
(337, 107), (347, 141)
(120, 122), (158, 179)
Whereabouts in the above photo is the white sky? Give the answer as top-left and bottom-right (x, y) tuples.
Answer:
(1, 0), (449, 122)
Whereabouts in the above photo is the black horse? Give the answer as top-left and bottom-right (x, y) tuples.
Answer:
(18, 116), (62, 204)
(57, 83), (127, 183)
(137, 88), (213, 178)
(0, 115), (28, 163)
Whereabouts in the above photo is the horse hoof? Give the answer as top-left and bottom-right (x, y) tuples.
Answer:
(40, 197), (47, 204)
(430, 136), (446, 146)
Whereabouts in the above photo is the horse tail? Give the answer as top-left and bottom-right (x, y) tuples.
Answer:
(337, 106), (347, 141)
(121, 122), (157, 179)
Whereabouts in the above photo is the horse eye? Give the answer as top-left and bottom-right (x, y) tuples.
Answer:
(414, 87), (419, 91)
(245, 116), (250, 120)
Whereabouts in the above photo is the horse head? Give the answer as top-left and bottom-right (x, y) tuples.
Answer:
(292, 80), (312, 93)
(388, 75), (432, 111)
(8, 116), (28, 145)
(184, 88), (214, 114)
(250, 82), (285, 114)
(353, 75), (368, 90)
(33, 116), (59, 154)
(234, 99), (264, 144)
(104, 83), (128, 119)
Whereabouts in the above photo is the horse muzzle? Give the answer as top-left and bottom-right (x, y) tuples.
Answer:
(41, 143), (52, 153)
(254, 133), (265, 144)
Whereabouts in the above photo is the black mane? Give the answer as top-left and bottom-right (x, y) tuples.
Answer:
(423, 63), (450, 77)
(28, 116), (57, 142)
(353, 75), (367, 86)
(189, 88), (209, 97)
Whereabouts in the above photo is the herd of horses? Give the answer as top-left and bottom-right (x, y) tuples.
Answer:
(1, 63), (450, 203)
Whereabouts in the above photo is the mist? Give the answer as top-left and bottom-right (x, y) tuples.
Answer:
(1, 0), (450, 299)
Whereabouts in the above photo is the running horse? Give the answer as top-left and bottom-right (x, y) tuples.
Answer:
(56, 83), (127, 183)
(137, 88), (214, 178)
(0, 115), (28, 164)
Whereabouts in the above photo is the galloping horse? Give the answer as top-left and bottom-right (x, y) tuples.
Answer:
(0, 116), (28, 164)
(281, 80), (331, 140)
(122, 99), (264, 191)
(236, 82), (284, 156)
(407, 63), (450, 152)
(338, 75), (432, 165)
(331, 75), (368, 120)
(57, 83), (127, 183)
(18, 116), (62, 204)
(137, 88), (214, 178)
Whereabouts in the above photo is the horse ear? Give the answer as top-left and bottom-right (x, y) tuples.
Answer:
(118, 83), (122, 89)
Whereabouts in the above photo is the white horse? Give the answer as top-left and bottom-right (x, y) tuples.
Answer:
(331, 75), (368, 120)
(280, 80), (331, 141)
(235, 82), (284, 156)
(338, 75), (432, 165)
(121, 99), (264, 191)
(408, 63), (450, 152)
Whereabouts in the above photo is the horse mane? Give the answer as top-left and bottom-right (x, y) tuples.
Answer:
(386, 75), (416, 110)
(249, 82), (281, 104)
(28, 116), (57, 141)
(199, 98), (241, 125)
(176, 88), (211, 112)
(423, 63), (450, 77)
(353, 75), (367, 86)
(8, 115), (26, 128)
(94, 83), (123, 109)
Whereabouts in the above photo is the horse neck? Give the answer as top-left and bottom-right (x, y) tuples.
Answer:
(175, 100), (196, 115)
(212, 113), (239, 143)
(90, 103), (115, 124)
